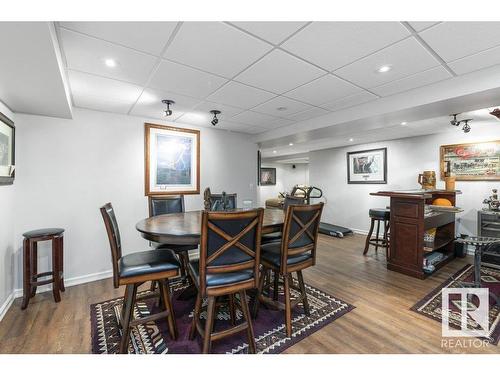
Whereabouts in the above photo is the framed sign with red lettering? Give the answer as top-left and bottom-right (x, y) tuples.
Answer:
(440, 140), (500, 180)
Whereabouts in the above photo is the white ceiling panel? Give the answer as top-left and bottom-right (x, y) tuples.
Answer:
(130, 88), (201, 120)
(191, 101), (244, 120)
(281, 22), (410, 71)
(407, 21), (440, 32)
(164, 22), (272, 78)
(235, 49), (324, 94)
(206, 81), (276, 109)
(334, 37), (440, 88)
(284, 74), (362, 105)
(216, 121), (262, 134)
(231, 110), (282, 127)
(60, 28), (158, 85)
(266, 117), (296, 128)
(148, 60), (227, 99)
(286, 107), (330, 122)
(69, 70), (142, 114)
(229, 22), (308, 45)
(175, 112), (211, 127)
(371, 66), (452, 97)
(59, 22), (177, 56)
(252, 96), (315, 117)
(420, 22), (500, 62)
(320, 91), (378, 112)
(448, 45), (500, 75)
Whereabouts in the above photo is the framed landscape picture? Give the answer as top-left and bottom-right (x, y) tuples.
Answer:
(145, 123), (200, 196)
(0, 111), (15, 185)
(440, 140), (500, 180)
(347, 147), (387, 184)
(260, 167), (276, 185)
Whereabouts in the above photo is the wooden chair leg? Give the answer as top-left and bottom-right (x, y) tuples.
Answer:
(273, 270), (279, 301)
(202, 296), (216, 354)
(189, 292), (202, 340)
(374, 219), (380, 253)
(21, 239), (31, 310)
(363, 218), (375, 255)
(30, 241), (38, 297)
(179, 252), (190, 284)
(284, 275), (292, 338)
(239, 290), (256, 354)
(297, 270), (310, 316)
(120, 284), (138, 354)
(159, 279), (178, 340)
(252, 268), (266, 318)
(383, 220), (390, 258)
(229, 294), (236, 326)
(150, 281), (157, 292)
(58, 236), (65, 292)
(51, 238), (61, 303)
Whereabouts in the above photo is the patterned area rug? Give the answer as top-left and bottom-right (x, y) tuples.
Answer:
(90, 279), (354, 354)
(411, 264), (500, 345)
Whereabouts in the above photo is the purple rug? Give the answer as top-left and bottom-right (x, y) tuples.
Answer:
(90, 279), (355, 354)
(411, 264), (500, 345)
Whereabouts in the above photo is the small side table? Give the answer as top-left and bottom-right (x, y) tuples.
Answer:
(21, 228), (65, 309)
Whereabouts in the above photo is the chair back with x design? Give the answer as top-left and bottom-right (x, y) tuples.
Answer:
(280, 203), (324, 273)
(199, 208), (264, 295)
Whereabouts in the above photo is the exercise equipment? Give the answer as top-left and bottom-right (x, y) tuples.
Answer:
(319, 222), (353, 238)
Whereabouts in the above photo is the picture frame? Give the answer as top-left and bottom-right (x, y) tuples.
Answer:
(0, 111), (15, 185)
(260, 167), (276, 186)
(144, 123), (200, 196)
(347, 147), (387, 184)
(440, 140), (500, 181)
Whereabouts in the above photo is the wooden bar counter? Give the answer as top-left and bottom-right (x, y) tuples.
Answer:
(370, 189), (460, 279)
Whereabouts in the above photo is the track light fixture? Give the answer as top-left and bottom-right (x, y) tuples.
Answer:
(462, 119), (472, 133)
(450, 114), (460, 126)
(210, 110), (221, 126)
(449, 114), (473, 133)
(162, 99), (175, 117)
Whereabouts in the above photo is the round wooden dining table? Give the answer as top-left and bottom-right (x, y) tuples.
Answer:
(135, 208), (284, 245)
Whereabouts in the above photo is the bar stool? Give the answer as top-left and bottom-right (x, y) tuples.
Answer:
(21, 228), (65, 309)
(363, 208), (390, 256)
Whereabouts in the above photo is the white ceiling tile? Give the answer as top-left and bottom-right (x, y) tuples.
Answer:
(408, 21), (440, 32)
(218, 121), (267, 134)
(320, 91), (377, 112)
(334, 37), (440, 88)
(420, 22), (500, 62)
(148, 60), (227, 99)
(230, 22), (308, 44)
(281, 22), (410, 71)
(130, 88), (201, 120)
(286, 107), (330, 122)
(191, 101), (244, 120)
(266, 117), (296, 128)
(235, 49), (324, 94)
(231, 110), (281, 127)
(68, 70), (142, 114)
(164, 22), (272, 78)
(175, 112), (211, 127)
(285, 74), (361, 105)
(448, 45), (500, 75)
(59, 22), (177, 55)
(371, 66), (452, 97)
(252, 96), (314, 117)
(206, 81), (276, 109)
(60, 28), (158, 85)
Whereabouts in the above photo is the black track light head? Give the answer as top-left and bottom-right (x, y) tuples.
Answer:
(210, 110), (221, 126)
(162, 99), (175, 117)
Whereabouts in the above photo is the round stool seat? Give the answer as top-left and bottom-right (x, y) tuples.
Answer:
(369, 208), (390, 220)
(22, 228), (65, 239)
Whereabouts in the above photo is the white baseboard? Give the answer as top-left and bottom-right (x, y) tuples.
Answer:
(0, 292), (15, 322)
(351, 228), (369, 235)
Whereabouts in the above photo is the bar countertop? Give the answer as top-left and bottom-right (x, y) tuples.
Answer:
(370, 189), (462, 199)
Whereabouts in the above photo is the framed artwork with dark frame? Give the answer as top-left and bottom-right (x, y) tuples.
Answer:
(260, 167), (276, 186)
(144, 123), (200, 196)
(347, 147), (387, 184)
(0, 111), (15, 185)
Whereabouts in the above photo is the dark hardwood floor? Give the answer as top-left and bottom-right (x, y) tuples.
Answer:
(0, 233), (496, 354)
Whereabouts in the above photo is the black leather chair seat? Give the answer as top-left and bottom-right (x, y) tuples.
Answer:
(119, 249), (180, 278)
(369, 208), (390, 220)
(188, 260), (253, 287)
(261, 242), (312, 267)
(23, 228), (65, 239)
(155, 243), (198, 253)
(261, 232), (282, 244)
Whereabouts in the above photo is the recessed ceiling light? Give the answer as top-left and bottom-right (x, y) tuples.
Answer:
(277, 107), (287, 111)
(401, 121), (407, 126)
(349, 138), (354, 142)
(104, 58), (117, 68)
(289, 143), (294, 146)
(273, 150), (277, 154)
(376, 65), (392, 73)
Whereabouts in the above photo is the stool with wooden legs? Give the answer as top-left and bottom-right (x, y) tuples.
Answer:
(188, 208), (264, 354)
(363, 208), (390, 257)
(21, 228), (65, 310)
(100, 203), (180, 354)
(253, 203), (324, 338)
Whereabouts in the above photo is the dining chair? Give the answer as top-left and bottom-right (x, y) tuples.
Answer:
(148, 195), (198, 289)
(188, 208), (264, 353)
(253, 202), (324, 337)
(100, 203), (180, 353)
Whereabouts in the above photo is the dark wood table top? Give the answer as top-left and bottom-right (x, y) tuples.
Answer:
(136, 208), (284, 245)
